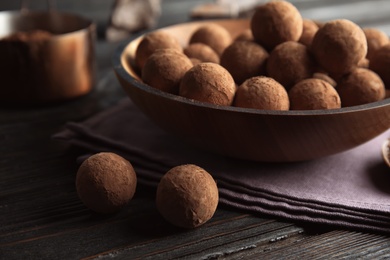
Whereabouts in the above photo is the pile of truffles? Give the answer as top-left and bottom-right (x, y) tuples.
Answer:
(76, 152), (219, 228)
(132, 0), (390, 110)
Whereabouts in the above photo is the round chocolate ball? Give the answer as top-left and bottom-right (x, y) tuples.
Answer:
(220, 40), (269, 84)
(179, 62), (236, 106)
(299, 19), (319, 47)
(184, 43), (220, 64)
(363, 28), (389, 61)
(250, 1), (303, 50)
(267, 41), (315, 90)
(234, 29), (254, 42)
(189, 23), (232, 56)
(156, 164), (218, 229)
(76, 152), (137, 214)
(289, 78), (341, 110)
(369, 43), (390, 88)
(337, 68), (385, 107)
(311, 19), (367, 77)
(135, 30), (182, 70)
(142, 49), (193, 94)
(233, 76), (289, 110)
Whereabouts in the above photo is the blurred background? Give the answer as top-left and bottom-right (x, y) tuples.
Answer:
(0, 0), (389, 41)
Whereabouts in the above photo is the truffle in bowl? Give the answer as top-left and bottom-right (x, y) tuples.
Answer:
(113, 19), (390, 162)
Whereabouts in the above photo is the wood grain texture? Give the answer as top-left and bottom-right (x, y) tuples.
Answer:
(1, 0), (390, 259)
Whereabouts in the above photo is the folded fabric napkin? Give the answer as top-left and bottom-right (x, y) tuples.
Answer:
(53, 97), (390, 234)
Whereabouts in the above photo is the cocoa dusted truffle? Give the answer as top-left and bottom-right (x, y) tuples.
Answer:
(234, 29), (254, 42)
(189, 23), (232, 56)
(267, 41), (315, 90)
(135, 30), (182, 70)
(142, 49), (193, 94)
(184, 43), (220, 64)
(299, 19), (319, 47)
(233, 76), (289, 110)
(289, 78), (341, 110)
(179, 62), (236, 106)
(337, 68), (385, 107)
(76, 152), (137, 214)
(250, 1), (303, 50)
(220, 40), (269, 84)
(363, 28), (389, 61)
(156, 164), (218, 229)
(311, 19), (367, 77)
(369, 43), (390, 88)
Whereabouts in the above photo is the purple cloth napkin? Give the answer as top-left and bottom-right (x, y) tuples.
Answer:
(53, 97), (390, 234)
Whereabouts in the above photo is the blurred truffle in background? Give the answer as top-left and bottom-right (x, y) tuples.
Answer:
(106, 0), (161, 42)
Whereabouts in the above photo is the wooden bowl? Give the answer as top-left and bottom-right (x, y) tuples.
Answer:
(113, 19), (390, 162)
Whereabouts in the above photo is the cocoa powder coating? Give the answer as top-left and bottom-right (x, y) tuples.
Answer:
(299, 19), (319, 47)
(135, 30), (182, 70)
(289, 78), (341, 110)
(234, 28), (254, 42)
(337, 68), (385, 107)
(184, 43), (220, 64)
(267, 41), (315, 90)
(311, 19), (367, 77)
(76, 152), (137, 214)
(363, 28), (389, 61)
(369, 43), (390, 88)
(156, 164), (219, 229)
(142, 49), (193, 94)
(250, 1), (303, 50)
(179, 62), (236, 106)
(220, 40), (269, 84)
(189, 23), (232, 56)
(234, 76), (289, 110)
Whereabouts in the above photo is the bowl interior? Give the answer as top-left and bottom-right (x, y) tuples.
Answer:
(114, 19), (390, 162)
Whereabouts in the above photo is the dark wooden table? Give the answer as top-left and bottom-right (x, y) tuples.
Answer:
(2, 0), (390, 259)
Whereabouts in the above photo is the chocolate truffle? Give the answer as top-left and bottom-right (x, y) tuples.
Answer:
(156, 164), (218, 229)
(289, 78), (341, 110)
(135, 30), (182, 70)
(184, 43), (220, 64)
(250, 1), (303, 50)
(267, 41), (315, 90)
(369, 43), (390, 88)
(179, 62), (236, 106)
(220, 40), (269, 84)
(311, 19), (367, 77)
(299, 19), (319, 47)
(313, 72), (337, 87)
(234, 29), (254, 42)
(189, 23), (232, 56)
(142, 49), (193, 94)
(76, 152), (137, 214)
(233, 76), (289, 110)
(337, 68), (385, 107)
(363, 28), (389, 60)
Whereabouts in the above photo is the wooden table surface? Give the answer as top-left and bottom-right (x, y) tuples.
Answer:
(2, 0), (390, 259)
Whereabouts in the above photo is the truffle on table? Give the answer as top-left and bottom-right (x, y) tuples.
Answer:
(134, 30), (182, 70)
(156, 164), (218, 229)
(142, 49), (193, 94)
(233, 76), (289, 110)
(76, 152), (137, 214)
(369, 43), (390, 88)
(289, 78), (341, 110)
(363, 28), (389, 61)
(266, 41), (315, 90)
(220, 40), (269, 84)
(179, 62), (236, 106)
(310, 19), (367, 77)
(250, 1), (303, 50)
(337, 68), (385, 107)
(189, 23), (232, 56)
(184, 43), (220, 64)
(234, 28), (254, 42)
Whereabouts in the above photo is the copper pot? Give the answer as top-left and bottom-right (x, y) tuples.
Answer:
(0, 3), (96, 104)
